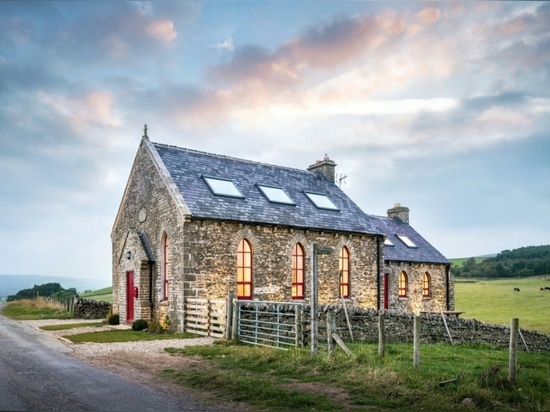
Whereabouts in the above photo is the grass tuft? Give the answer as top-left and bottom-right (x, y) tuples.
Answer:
(1, 298), (74, 320)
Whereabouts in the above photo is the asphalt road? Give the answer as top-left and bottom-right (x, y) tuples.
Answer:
(0, 310), (215, 411)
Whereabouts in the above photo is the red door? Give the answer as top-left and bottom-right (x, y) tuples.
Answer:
(126, 271), (135, 323)
(383, 273), (389, 310)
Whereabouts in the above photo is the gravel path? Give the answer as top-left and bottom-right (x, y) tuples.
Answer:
(20, 319), (216, 358)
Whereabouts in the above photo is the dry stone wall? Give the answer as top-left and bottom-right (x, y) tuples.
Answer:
(237, 302), (550, 352)
(73, 298), (111, 319)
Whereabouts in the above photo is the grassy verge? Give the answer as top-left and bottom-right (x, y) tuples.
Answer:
(40, 322), (104, 331)
(64, 330), (200, 343)
(1, 298), (74, 320)
(162, 342), (550, 411)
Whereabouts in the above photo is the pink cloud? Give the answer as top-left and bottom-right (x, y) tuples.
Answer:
(416, 7), (440, 24)
(146, 19), (177, 42)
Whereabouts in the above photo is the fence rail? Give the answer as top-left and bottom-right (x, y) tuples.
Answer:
(236, 301), (304, 350)
(184, 298), (226, 338)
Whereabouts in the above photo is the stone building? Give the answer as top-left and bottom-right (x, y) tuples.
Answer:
(111, 129), (452, 329)
(372, 204), (452, 313)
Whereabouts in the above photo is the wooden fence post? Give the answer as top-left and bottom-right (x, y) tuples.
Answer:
(413, 315), (421, 369)
(341, 298), (354, 341)
(295, 305), (304, 348)
(378, 312), (385, 359)
(225, 291), (234, 340)
(231, 300), (240, 341)
(509, 318), (519, 383)
(310, 243), (319, 355)
(327, 311), (336, 353)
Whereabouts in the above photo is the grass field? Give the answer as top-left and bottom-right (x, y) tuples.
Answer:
(80, 286), (112, 303)
(450, 256), (488, 268)
(1, 298), (74, 320)
(161, 341), (550, 411)
(455, 275), (550, 335)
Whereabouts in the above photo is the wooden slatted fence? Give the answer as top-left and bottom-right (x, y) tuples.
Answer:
(184, 298), (226, 338)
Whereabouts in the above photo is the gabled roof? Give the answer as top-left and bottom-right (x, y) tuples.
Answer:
(372, 215), (450, 264)
(149, 141), (381, 235)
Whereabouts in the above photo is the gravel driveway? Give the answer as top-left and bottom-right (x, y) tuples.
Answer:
(21, 319), (216, 359)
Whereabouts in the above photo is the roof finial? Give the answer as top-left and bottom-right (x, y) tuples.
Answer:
(143, 124), (148, 139)
(324, 153), (329, 161)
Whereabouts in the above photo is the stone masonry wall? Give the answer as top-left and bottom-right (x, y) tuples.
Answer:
(385, 261), (452, 313)
(73, 298), (111, 319)
(182, 219), (380, 307)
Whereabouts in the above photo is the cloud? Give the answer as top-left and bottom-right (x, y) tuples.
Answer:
(212, 36), (235, 51)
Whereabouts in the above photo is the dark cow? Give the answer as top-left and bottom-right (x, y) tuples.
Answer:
(513, 288), (520, 292)
(545, 287), (550, 290)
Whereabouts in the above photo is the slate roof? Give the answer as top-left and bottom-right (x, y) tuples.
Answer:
(371, 215), (450, 264)
(151, 142), (382, 235)
(138, 230), (156, 263)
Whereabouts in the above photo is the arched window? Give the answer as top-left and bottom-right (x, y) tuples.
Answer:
(162, 233), (169, 300)
(237, 239), (253, 299)
(398, 271), (408, 298)
(423, 272), (431, 297)
(292, 243), (305, 299)
(339, 246), (350, 298)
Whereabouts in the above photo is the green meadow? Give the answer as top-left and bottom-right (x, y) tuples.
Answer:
(455, 276), (550, 335)
(80, 286), (112, 303)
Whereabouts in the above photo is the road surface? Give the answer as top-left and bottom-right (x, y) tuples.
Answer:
(0, 310), (217, 411)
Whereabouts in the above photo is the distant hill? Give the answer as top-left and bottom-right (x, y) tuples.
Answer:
(0, 275), (110, 298)
(452, 245), (550, 278)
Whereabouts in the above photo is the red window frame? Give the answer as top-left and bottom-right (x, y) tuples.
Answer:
(339, 246), (350, 298)
(423, 272), (431, 297)
(237, 239), (253, 299)
(398, 271), (408, 298)
(292, 243), (305, 299)
(162, 233), (169, 300)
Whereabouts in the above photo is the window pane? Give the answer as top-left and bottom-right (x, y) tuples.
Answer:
(244, 253), (251, 268)
(204, 177), (243, 198)
(396, 234), (417, 248)
(304, 192), (339, 210)
(258, 185), (295, 204)
(237, 239), (253, 299)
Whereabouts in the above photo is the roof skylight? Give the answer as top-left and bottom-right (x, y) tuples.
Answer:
(396, 234), (417, 248)
(304, 192), (339, 210)
(384, 237), (394, 247)
(203, 176), (243, 198)
(257, 185), (295, 205)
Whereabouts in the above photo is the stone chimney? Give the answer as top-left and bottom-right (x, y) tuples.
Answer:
(387, 203), (409, 224)
(307, 154), (336, 183)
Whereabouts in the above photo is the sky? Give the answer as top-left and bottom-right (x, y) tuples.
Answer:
(1, 1), (549, 284)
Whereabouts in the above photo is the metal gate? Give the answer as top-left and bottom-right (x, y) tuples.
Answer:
(236, 301), (305, 350)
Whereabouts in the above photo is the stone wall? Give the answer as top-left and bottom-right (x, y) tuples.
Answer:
(73, 298), (111, 319)
(384, 262), (452, 313)
(237, 302), (550, 352)
(183, 219), (380, 307)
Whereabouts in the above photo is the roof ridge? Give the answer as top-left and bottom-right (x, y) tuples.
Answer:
(151, 141), (322, 177)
